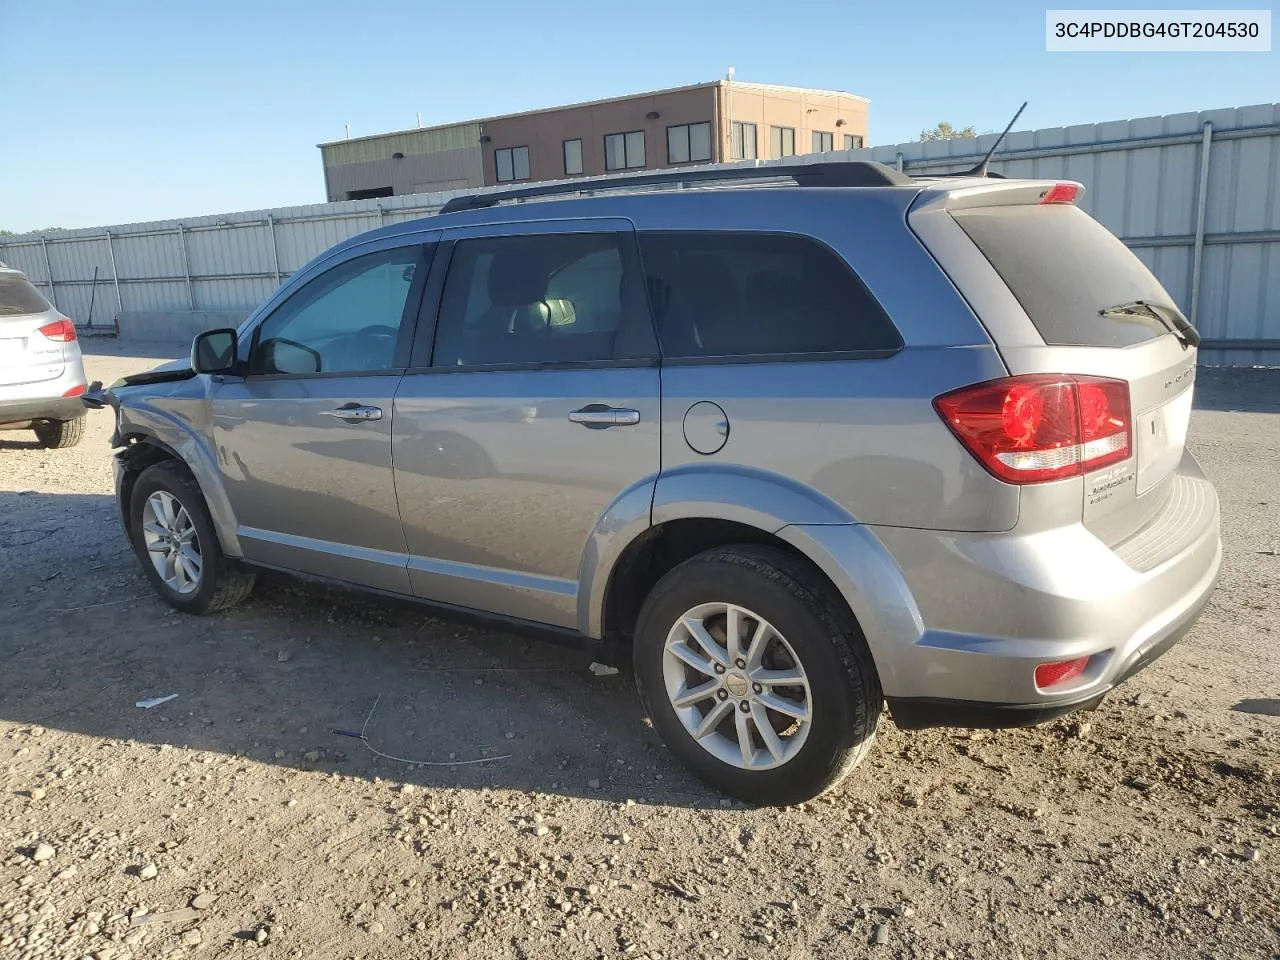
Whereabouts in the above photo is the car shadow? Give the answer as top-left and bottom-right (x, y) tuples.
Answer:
(0, 490), (722, 810)
(1193, 367), (1280, 413)
(0, 435), (41, 450)
(1231, 698), (1280, 717)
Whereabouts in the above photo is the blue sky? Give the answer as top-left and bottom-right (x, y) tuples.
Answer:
(1, 0), (1274, 232)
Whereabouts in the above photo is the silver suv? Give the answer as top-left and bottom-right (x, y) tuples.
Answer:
(92, 163), (1221, 804)
(0, 263), (88, 448)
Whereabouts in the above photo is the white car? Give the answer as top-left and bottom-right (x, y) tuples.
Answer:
(0, 263), (88, 448)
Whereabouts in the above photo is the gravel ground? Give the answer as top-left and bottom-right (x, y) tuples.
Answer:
(1, 342), (1277, 960)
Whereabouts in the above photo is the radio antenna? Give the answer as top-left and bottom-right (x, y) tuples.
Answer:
(968, 101), (1027, 176)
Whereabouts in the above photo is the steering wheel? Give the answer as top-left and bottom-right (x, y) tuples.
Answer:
(324, 324), (400, 371)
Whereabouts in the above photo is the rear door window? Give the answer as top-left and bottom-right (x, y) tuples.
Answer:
(0, 275), (52, 316)
(431, 233), (656, 367)
(952, 204), (1180, 347)
(636, 232), (901, 359)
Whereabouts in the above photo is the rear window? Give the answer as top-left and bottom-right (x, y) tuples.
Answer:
(953, 205), (1178, 347)
(0, 275), (52, 317)
(637, 232), (902, 359)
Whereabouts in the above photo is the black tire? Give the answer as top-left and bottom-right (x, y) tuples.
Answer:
(127, 460), (255, 615)
(633, 545), (882, 806)
(33, 416), (84, 449)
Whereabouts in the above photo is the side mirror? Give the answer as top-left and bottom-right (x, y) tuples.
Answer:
(259, 338), (322, 375)
(192, 328), (238, 374)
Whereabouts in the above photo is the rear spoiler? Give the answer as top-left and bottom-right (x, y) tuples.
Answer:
(911, 178), (1087, 213)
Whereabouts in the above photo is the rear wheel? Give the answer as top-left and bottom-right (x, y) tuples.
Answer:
(127, 461), (255, 614)
(33, 417), (84, 449)
(633, 545), (881, 805)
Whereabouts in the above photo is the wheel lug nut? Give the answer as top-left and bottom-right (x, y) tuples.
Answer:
(752, 683), (763, 694)
(738, 701), (750, 713)
(735, 658), (746, 669)
(717, 690), (728, 701)
(713, 663), (725, 674)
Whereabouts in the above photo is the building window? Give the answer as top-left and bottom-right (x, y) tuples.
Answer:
(605, 130), (645, 171)
(563, 139), (583, 176)
(812, 131), (833, 153)
(730, 121), (757, 160)
(769, 126), (796, 159)
(495, 146), (530, 183)
(346, 186), (393, 200)
(667, 122), (712, 164)
(844, 133), (864, 150)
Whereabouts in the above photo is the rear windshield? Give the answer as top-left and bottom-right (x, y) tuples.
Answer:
(953, 205), (1179, 347)
(0, 275), (52, 317)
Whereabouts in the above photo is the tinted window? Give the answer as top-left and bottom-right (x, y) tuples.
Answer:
(637, 232), (901, 359)
(252, 246), (425, 375)
(0, 275), (51, 316)
(954, 205), (1179, 347)
(432, 233), (654, 367)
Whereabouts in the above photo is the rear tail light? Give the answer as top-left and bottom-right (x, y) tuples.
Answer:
(62, 384), (86, 397)
(934, 375), (1131, 484)
(1040, 182), (1080, 204)
(37, 318), (78, 342)
(1035, 657), (1089, 690)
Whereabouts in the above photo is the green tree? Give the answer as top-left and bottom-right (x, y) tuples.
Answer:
(919, 122), (977, 142)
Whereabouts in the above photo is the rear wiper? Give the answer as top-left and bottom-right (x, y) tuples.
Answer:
(1099, 300), (1201, 350)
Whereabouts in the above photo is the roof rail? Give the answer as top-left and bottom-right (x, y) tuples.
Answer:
(439, 161), (913, 213)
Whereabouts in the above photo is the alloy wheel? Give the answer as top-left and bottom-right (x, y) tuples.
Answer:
(661, 602), (812, 770)
(140, 490), (202, 595)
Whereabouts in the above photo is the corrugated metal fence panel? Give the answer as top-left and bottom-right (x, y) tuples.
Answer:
(1, 243), (51, 296)
(271, 211), (380, 276)
(1197, 105), (1280, 357)
(43, 237), (114, 325)
(1, 103), (1276, 360)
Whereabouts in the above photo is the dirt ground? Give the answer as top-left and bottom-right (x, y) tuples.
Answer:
(2, 341), (1277, 960)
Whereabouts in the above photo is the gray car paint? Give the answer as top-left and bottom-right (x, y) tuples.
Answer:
(210, 371), (412, 593)
(107, 175), (1222, 712)
(394, 217), (661, 627)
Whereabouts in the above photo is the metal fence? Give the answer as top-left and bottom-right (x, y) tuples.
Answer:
(0, 193), (451, 328)
(2, 101), (1277, 365)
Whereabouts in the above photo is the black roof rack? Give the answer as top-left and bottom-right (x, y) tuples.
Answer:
(439, 161), (913, 213)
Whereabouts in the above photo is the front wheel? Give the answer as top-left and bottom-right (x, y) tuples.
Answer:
(633, 545), (882, 806)
(127, 461), (255, 614)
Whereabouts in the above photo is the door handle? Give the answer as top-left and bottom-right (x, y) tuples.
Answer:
(568, 405), (641, 428)
(320, 404), (383, 423)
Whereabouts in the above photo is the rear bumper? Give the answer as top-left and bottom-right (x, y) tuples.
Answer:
(0, 354), (88, 425)
(888, 574), (1211, 728)
(889, 693), (1107, 730)
(0, 395), (86, 424)
(783, 450), (1221, 719)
